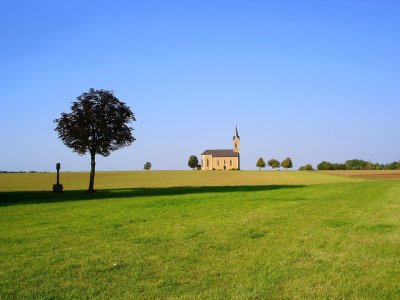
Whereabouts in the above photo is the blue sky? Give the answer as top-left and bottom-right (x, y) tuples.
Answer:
(1, 0), (399, 171)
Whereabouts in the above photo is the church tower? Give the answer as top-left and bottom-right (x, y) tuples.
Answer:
(233, 125), (240, 153)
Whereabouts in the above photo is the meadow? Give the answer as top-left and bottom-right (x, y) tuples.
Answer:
(0, 171), (399, 299)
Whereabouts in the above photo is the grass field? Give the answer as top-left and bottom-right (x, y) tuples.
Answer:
(1, 171), (399, 298)
(0, 170), (365, 192)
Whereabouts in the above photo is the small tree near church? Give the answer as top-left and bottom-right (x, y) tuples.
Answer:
(281, 157), (293, 170)
(188, 155), (199, 170)
(144, 162), (152, 171)
(268, 158), (280, 170)
(256, 157), (266, 171)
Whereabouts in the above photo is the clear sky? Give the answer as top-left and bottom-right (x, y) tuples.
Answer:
(1, 0), (399, 171)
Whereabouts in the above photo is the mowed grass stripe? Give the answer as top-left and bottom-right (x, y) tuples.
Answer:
(1, 178), (399, 299)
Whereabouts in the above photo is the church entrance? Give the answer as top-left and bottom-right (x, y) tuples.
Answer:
(224, 166), (226, 170)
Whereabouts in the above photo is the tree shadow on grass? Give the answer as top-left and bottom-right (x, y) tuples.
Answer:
(0, 185), (305, 207)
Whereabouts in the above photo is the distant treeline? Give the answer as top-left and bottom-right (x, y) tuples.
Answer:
(310, 159), (400, 171)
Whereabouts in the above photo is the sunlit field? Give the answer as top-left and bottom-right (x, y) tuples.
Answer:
(0, 170), (364, 191)
(1, 171), (399, 298)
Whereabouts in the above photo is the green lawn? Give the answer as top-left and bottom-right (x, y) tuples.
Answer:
(0, 171), (399, 299)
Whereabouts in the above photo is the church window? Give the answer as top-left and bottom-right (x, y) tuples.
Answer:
(230, 160), (232, 166)
(217, 160), (219, 166)
(207, 159), (209, 167)
(235, 143), (237, 148)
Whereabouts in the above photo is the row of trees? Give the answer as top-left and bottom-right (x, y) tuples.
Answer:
(298, 159), (400, 171)
(144, 156), (200, 171)
(256, 157), (293, 171)
(145, 158), (400, 172)
(316, 159), (400, 170)
(186, 155), (295, 171)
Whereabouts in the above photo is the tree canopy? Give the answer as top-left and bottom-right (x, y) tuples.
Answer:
(256, 157), (266, 171)
(144, 162), (152, 171)
(54, 88), (135, 192)
(299, 164), (314, 171)
(345, 159), (369, 170)
(317, 161), (333, 170)
(316, 159), (398, 170)
(281, 158), (293, 170)
(383, 161), (400, 170)
(268, 159), (280, 170)
(188, 155), (199, 170)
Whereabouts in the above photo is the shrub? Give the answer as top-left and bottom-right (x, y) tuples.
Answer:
(299, 164), (314, 171)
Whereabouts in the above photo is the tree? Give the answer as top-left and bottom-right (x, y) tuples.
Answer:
(188, 155), (199, 170)
(281, 157), (293, 170)
(256, 157), (266, 171)
(345, 159), (369, 170)
(54, 88), (135, 192)
(331, 163), (346, 170)
(365, 162), (382, 170)
(268, 159), (280, 170)
(299, 164), (313, 171)
(317, 161), (333, 170)
(144, 162), (152, 171)
(383, 161), (400, 170)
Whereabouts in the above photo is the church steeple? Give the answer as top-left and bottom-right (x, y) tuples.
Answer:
(233, 125), (240, 153)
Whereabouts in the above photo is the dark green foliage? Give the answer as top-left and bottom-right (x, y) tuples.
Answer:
(281, 157), (293, 170)
(317, 161), (333, 170)
(188, 155), (199, 170)
(345, 159), (369, 170)
(256, 157), (266, 171)
(383, 161), (400, 170)
(344, 159), (383, 170)
(144, 162), (152, 171)
(299, 164), (314, 171)
(54, 88), (136, 192)
(365, 162), (382, 170)
(331, 163), (347, 170)
(268, 159), (280, 170)
(316, 159), (399, 170)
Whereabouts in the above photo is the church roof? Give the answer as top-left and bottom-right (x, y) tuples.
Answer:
(201, 149), (239, 157)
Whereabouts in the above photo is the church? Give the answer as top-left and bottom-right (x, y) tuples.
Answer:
(201, 126), (240, 170)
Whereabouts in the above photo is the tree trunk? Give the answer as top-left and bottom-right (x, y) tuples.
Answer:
(88, 152), (96, 192)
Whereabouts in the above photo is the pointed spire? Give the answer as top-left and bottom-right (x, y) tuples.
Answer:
(233, 124), (240, 140)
